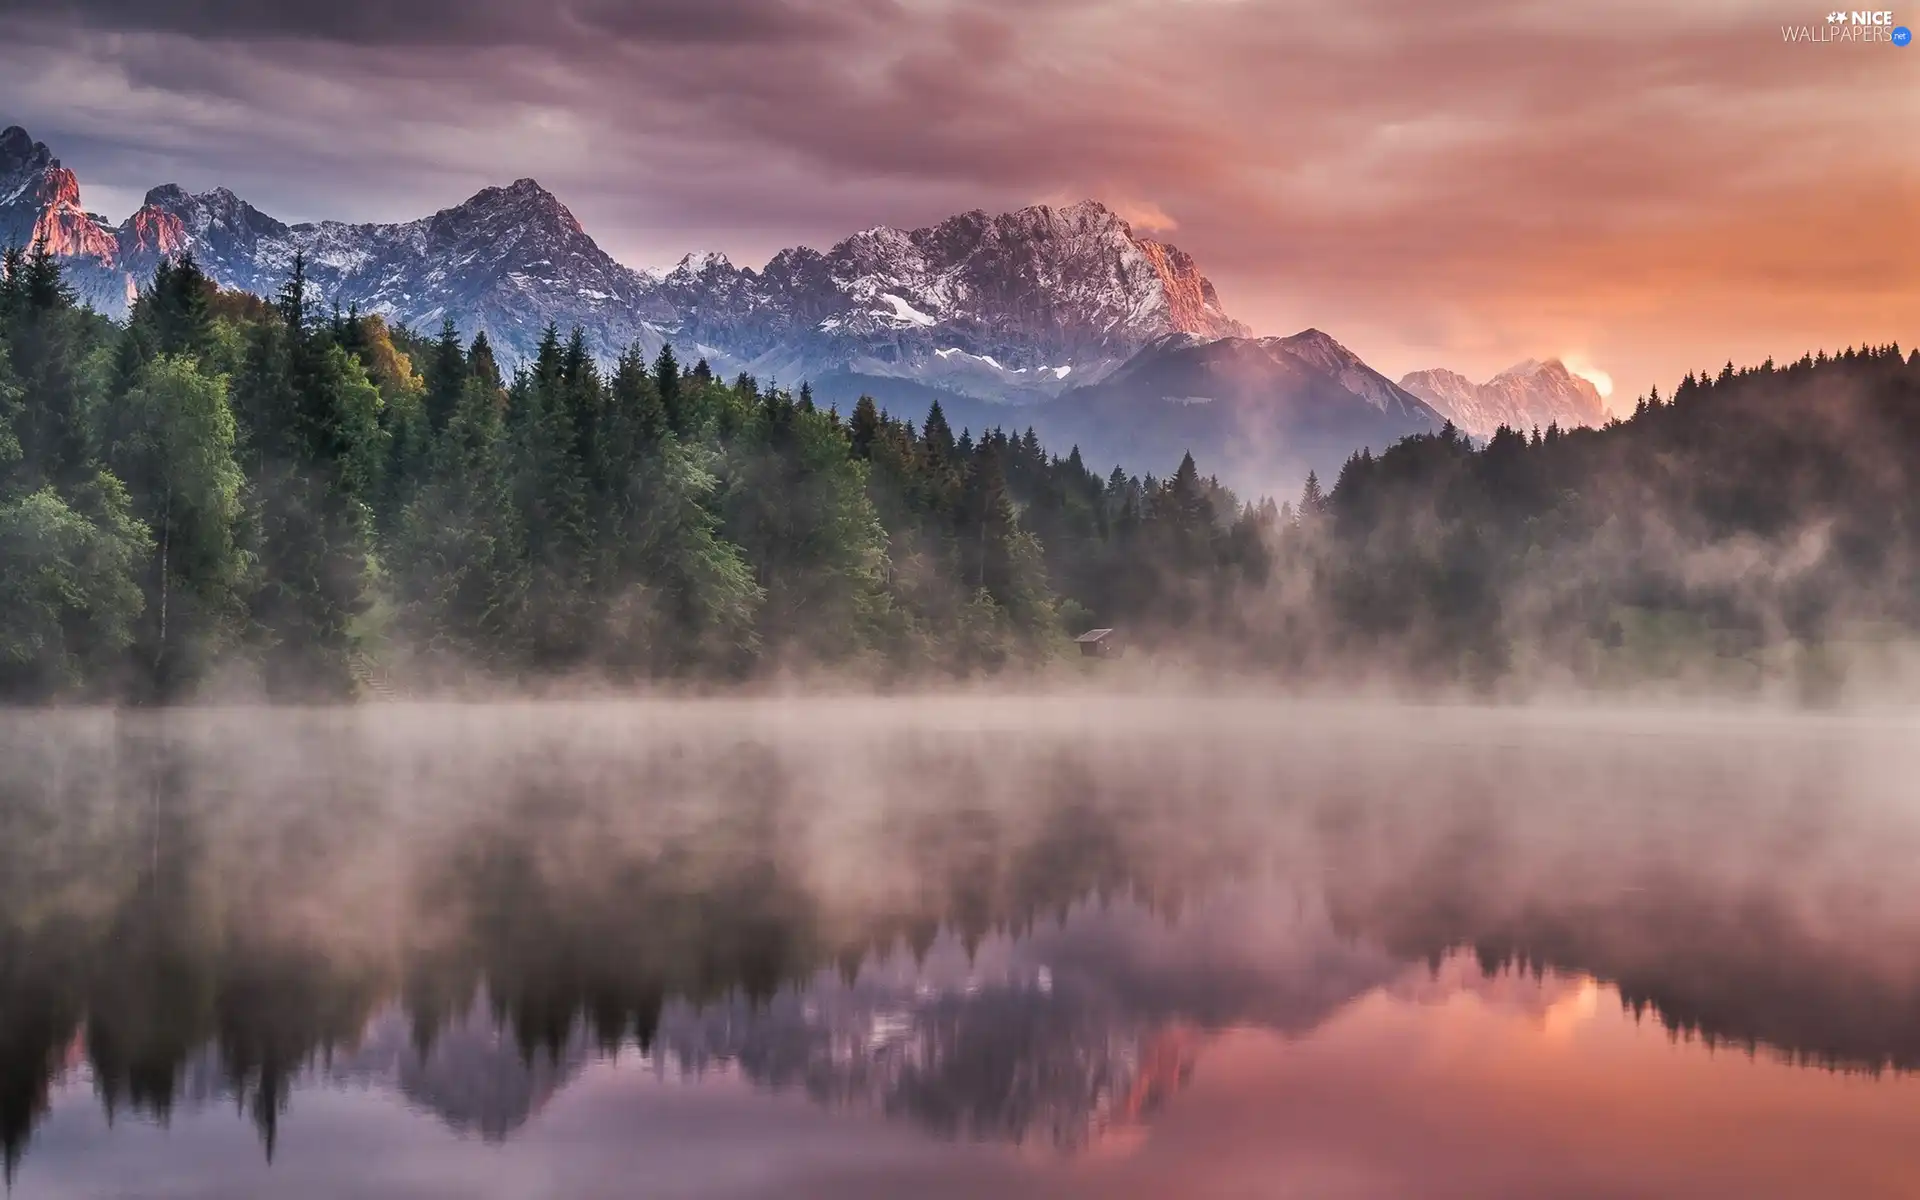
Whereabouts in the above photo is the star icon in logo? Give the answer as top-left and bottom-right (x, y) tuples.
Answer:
(1827, 10), (1849, 20)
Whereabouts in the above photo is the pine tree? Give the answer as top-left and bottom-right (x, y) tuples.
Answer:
(1, 243), (93, 492)
(423, 318), (467, 435)
(719, 383), (889, 663)
(955, 434), (1052, 644)
(922, 400), (955, 468)
(509, 326), (595, 667)
(590, 344), (759, 674)
(394, 362), (526, 670)
(134, 254), (215, 359)
(0, 246), (150, 697)
(236, 255), (382, 698)
(654, 343), (684, 436)
(468, 330), (502, 391)
(848, 395), (881, 460)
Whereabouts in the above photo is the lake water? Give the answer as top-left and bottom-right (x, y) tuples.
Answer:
(4, 698), (1919, 1199)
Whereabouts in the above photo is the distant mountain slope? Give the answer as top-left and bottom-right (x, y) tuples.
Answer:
(1400, 360), (1608, 438)
(1018, 330), (1442, 494)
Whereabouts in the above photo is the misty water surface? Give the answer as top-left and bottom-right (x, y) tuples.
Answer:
(4, 698), (1919, 1199)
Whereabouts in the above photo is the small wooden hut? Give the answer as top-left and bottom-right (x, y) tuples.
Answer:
(1075, 628), (1122, 659)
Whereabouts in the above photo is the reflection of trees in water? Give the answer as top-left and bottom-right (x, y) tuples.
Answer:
(3, 708), (1919, 1177)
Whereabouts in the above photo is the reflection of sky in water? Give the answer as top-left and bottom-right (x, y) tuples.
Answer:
(5, 701), (1920, 1198)
(16, 897), (1920, 1200)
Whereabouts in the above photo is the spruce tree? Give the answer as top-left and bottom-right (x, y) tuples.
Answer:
(236, 254), (382, 698)
(134, 254), (215, 359)
(849, 396), (881, 460)
(509, 326), (594, 667)
(423, 318), (467, 435)
(1, 244), (93, 492)
(591, 344), (759, 674)
(654, 344), (684, 436)
(394, 362), (526, 671)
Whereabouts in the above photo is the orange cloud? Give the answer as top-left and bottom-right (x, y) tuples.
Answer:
(2, 0), (1910, 400)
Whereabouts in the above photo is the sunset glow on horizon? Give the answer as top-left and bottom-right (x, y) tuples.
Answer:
(1, 0), (1913, 400)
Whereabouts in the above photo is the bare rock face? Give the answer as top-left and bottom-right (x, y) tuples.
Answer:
(1, 127), (132, 308)
(1400, 360), (1609, 438)
(116, 192), (194, 272)
(27, 167), (117, 262)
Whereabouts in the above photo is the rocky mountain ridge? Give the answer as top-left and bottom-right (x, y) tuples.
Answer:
(1399, 359), (1609, 438)
(0, 125), (1241, 389)
(4, 123), (1600, 490)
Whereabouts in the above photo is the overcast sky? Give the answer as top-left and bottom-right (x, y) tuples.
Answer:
(2, 0), (1914, 405)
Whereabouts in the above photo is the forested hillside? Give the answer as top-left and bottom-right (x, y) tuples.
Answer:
(1253, 344), (1920, 690)
(3, 244), (1915, 700)
(0, 248), (1270, 700)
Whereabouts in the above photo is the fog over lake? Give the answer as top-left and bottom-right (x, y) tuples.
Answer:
(4, 698), (1919, 1198)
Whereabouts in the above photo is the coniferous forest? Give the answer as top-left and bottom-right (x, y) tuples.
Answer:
(0, 247), (1271, 700)
(2, 244), (1917, 701)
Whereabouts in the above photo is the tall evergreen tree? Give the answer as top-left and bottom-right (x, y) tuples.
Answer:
(0, 244), (93, 492)
(134, 255), (215, 358)
(848, 395), (881, 461)
(394, 359), (526, 670)
(508, 325), (595, 667)
(588, 345), (760, 674)
(235, 254), (383, 697)
(423, 318), (467, 436)
(654, 344), (684, 436)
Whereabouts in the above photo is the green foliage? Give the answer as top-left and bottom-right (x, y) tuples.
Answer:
(392, 358), (526, 671)
(587, 347), (760, 676)
(718, 383), (891, 665)
(0, 477), (149, 694)
(231, 255), (383, 698)
(0, 245), (100, 493)
(1269, 344), (1920, 687)
(106, 355), (248, 698)
(507, 325), (595, 667)
(16, 248), (1904, 699)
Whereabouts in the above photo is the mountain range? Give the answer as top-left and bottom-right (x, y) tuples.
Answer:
(2, 123), (1607, 490)
(1400, 359), (1609, 438)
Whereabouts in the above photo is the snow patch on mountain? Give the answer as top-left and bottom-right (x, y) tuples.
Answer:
(879, 293), (937, 327)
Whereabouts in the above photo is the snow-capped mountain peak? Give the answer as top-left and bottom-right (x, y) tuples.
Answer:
(6, 125), (1248, 405)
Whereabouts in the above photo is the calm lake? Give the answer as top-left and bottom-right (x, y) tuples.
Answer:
(3, 698), (1918, 1199)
